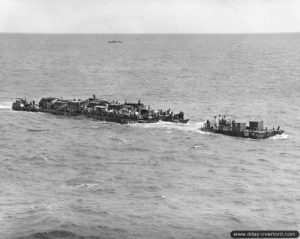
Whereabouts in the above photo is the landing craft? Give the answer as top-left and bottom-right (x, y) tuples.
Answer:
(200, 116), (284, 139)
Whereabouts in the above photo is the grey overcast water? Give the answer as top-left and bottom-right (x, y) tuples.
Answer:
(0, 34), (299, 239)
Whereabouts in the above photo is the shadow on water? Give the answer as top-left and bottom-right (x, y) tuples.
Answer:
(13, 227), (131, 239)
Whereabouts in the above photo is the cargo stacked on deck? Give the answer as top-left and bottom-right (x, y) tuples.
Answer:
(231, 122), (246, 136)
(108, 103), (123, 111)
(39, 97), (57, 111)
(67, 100), (85, 114)
(52, 99), (68, 113)
(249, 121), (264, 131)
(232, 122), (246, 131)
(87, 100), (108, 108)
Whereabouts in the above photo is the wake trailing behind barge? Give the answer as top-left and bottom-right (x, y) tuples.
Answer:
(200, 115), (284, 139)
(12, 96), (189, 124)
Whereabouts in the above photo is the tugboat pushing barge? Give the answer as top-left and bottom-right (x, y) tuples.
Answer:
(201, 115), (284, 139)
(11, 98), (284, 138)
(12, 96), (189, 124)
(12, 98), (39, 112)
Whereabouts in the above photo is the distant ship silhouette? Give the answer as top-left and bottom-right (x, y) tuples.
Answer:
(108, 40), (123, 43)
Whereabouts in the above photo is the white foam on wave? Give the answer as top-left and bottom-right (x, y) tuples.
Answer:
(90, 121), (109, 128)
(76, 183), (98, 189)
(0, 102), (12, 110)
(271, 133), (289, 140)
(131, 121), (210, 134)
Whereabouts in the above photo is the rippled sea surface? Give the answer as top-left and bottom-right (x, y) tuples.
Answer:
(0, 34), (299, 239)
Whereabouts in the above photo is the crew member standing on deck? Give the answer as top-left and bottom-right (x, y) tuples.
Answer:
(214, 116), (217, 127)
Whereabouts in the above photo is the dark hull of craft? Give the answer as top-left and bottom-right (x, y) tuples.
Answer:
(201, 128), (284, 139)
(161, 119), (189, 124)
(12, 107), (188, 124)
(12, 106), (39, 112)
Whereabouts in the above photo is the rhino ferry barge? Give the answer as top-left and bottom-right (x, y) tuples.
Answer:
(12, 96), (189, 124)
(201, 115), (284, 139)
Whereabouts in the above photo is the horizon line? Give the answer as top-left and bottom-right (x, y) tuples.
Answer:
(0, 32), (300, 35)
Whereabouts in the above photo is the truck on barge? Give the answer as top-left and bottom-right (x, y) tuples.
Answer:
(200, 116), (284, 139)
(12, 96), (189, 124)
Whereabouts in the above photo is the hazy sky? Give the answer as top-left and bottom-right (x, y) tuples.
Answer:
(0, 0), (300, 33)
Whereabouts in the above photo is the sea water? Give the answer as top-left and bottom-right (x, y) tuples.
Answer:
(0, 34), (299, 239)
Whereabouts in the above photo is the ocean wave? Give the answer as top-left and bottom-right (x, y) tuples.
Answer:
(15, 230), (79, 239)
(130, 121), (208, 134)
(75, 183), (98, 189)
(271, 133), (289, 140)
(0, 102), (12, 110)
(110, 136), (128, 143)
(26, 129), (48, 132)
(89, 121), (110, 128)
(61, 182), (99, 191)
